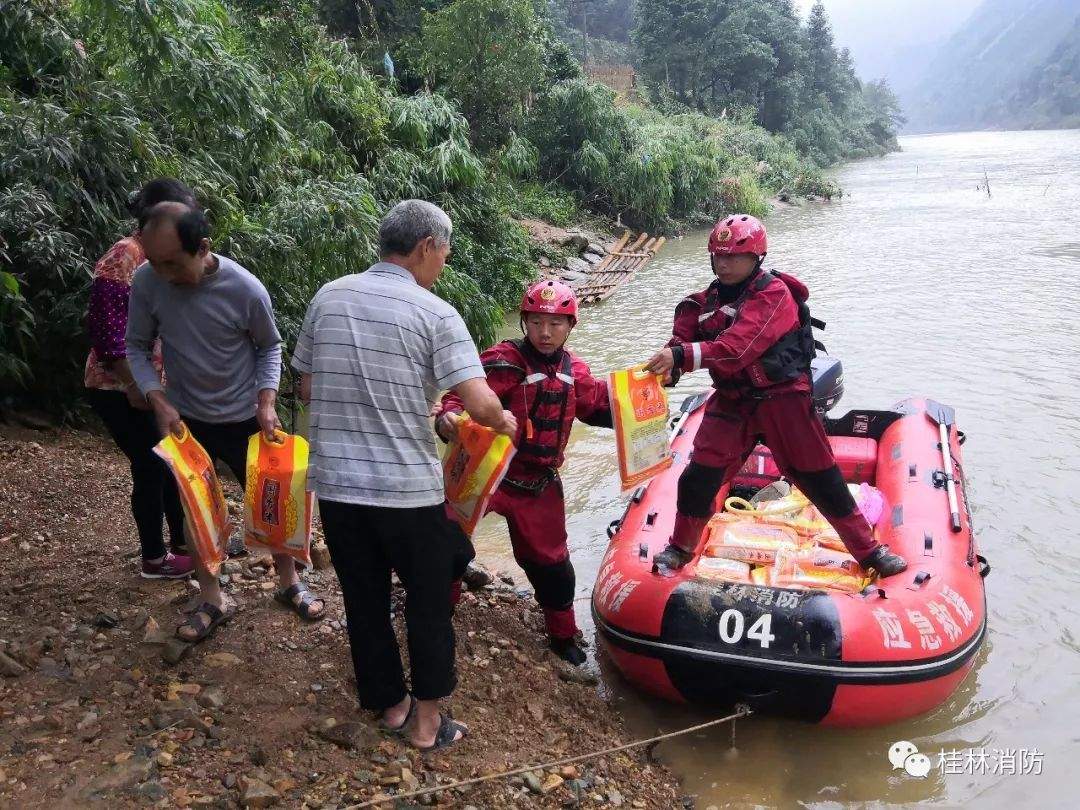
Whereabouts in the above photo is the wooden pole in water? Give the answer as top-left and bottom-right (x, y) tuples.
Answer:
(573, 231), (628, 304)
(579, 232), (663, 304)
(613, 235), (665, 296)
(580, 232), (649, 303)
(586, 230), (632, 278)
(618, 236), (662, 283)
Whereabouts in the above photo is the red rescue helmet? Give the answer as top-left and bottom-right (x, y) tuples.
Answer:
(520, 279), (578, 325)
(708, 214), (767, 258)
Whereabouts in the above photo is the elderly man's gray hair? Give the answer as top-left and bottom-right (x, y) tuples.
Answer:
(378, 199), (453, 257)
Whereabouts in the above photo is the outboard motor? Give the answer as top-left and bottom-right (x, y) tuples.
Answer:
(811, 355), (844, 419)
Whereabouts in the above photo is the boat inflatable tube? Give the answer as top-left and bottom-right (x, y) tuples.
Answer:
(592, 395), (988, 727)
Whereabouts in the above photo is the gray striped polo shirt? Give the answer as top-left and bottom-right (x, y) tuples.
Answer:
(291, 262), (484, 507)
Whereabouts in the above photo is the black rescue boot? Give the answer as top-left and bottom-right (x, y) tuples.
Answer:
(861, 544), (908, 578)
(652, 543), (694, 571)
(550, 636), (587, 666)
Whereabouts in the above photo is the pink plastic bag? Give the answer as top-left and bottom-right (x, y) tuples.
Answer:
(854, 483), (886, 526)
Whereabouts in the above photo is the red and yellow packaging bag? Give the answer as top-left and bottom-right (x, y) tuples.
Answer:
(243, 431), (314, 567)
(153, 424), (228, 576)
(771, 547), (869, 592)
(705, 520), (804, 565)
(608, 366), (672, 492)
(443, 415), (516, 537)
(695, 556), (752, 583)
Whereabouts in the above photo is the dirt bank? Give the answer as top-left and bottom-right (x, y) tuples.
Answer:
(0, 426), (686, 809)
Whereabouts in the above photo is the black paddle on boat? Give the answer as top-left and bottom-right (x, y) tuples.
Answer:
(926, 400), (963, 533)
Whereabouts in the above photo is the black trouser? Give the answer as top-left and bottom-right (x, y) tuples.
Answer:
(87, 388), (185, 560)
(319, 499), (464, 709)
(183, 416), (259, 488)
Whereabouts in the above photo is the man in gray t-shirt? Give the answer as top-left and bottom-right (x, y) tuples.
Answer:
(293, 200), (515, 752)
(127, 201), (325, 643)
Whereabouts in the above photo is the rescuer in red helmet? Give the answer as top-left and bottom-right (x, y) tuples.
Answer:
(436, 280), (613, 665)
(643, 214), (908, 577)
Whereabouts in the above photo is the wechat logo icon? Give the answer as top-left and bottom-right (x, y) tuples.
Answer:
(888, 740), (932, 778)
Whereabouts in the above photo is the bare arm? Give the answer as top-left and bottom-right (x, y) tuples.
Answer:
(451, 377), (517, 437)
(103, 358), (150, 410)
(146, 390), (182, 438)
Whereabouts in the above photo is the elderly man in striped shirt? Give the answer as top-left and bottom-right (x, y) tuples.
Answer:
(292, 200), (515, 752)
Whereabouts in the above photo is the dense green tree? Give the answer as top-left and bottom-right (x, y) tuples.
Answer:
(548, 0), (635, 64)
(0, 0), (533, 411)
(417, 0), (546, 147)
(803, 1), (840, 104)
(632, 0), (710, 100)
(553, 0), (634, 43)
(0, 0), (859, 414)
(862, 79), (906, 144)
(632, 0), (901, 164)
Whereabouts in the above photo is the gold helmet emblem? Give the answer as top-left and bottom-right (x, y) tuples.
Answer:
(716, 227), (733, 243)
(539, 286), (557, 301)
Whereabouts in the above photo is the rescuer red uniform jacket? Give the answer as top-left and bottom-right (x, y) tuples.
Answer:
(439, 338), (612, 480)
(667, 268), (814, 398)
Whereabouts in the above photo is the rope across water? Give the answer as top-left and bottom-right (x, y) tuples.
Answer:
(346, 707), (753, 808)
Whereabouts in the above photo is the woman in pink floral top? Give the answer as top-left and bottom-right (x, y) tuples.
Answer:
(84, 179), (198, 578)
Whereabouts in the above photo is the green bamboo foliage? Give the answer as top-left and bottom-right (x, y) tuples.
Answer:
(0, 0), (530, 412)
(3, 0), (852, 416)
(528, 79), (833, 227)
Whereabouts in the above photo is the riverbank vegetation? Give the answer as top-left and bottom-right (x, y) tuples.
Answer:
(1, 0), (901, 415)
(555, 1), (904, 165)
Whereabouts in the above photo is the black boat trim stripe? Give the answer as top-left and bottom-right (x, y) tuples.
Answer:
(594, 611), (986, 683)
(594, 600), (983, 671)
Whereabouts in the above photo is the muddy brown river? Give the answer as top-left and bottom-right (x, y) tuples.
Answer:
(471, 130), (1080, 807)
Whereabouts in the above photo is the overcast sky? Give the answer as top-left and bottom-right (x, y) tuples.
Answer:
(794, 0), (984, 84)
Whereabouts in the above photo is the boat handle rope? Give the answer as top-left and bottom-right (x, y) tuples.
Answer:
(345, 707), (753, 808)
(951, 454), (978, 565)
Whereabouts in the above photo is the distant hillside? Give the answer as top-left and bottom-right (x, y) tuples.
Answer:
(993, 14), (1080, 128)
(903, 0), (1080, 132)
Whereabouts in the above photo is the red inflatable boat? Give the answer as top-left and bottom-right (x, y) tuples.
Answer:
(592, 376), (989, 727)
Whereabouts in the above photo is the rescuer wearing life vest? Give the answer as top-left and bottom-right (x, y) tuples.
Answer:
(436, 280), (612, 665)
(643, 214), (908, 577)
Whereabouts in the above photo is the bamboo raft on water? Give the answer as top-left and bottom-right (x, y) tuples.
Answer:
(576, 230), (667, 305)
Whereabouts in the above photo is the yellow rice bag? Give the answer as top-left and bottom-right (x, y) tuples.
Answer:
(706, 520), (804, 565)
(772, 547), (868, 592)
(608, 366), (672, 492)
(750, 566), (772, 586)
(792, 546), (863, 576)
(812, 529), (848, 553)
(695, 556), (752, 582)
(153, 424), (228, 576)
(443, 415), (516, 537)
(243, 430), (313, 567)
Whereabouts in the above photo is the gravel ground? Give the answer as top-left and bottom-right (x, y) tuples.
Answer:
(0, 425), (686, 809)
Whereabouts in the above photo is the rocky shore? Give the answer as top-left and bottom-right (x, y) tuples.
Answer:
(519, 219), (621, 292)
